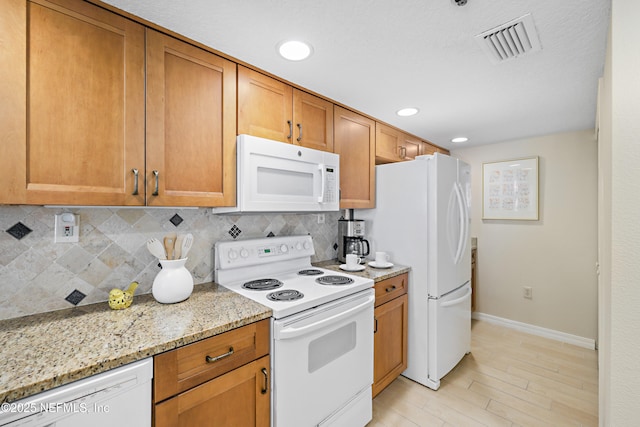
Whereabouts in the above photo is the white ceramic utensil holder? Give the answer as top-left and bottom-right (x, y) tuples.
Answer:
(152, 258), (194, 304)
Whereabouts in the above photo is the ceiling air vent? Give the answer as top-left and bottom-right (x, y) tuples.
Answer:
(475, 14), (542, 64)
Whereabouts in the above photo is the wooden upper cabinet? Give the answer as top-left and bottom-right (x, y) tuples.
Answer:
(0, 0), (236, 206)
(146, 29), (237, 207)
(375, 122), (403, 163)
(420, 141), (449, 156)
(237, 66), (333, 151)
(292, 89), (334, 151)
(1, 0), (146, 205)
(333, 106), (375, 209)
(237, 66), (292, 143)
(400, 133), (421, 160)
(376, 122), (428, 163)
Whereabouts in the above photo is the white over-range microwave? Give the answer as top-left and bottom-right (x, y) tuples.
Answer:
(213, 134), (340, 213)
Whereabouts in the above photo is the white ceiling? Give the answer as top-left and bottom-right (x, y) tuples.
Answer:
(100, 0), (611, 150)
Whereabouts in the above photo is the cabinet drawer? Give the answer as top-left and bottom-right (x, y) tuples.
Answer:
(374, 273), (408, 307)
(154, 319), (270, 403)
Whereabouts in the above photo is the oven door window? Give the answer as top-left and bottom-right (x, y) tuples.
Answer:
(308, 322), (356, 373)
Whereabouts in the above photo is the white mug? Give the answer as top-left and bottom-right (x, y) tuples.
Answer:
(375, 251), (390, 264)
(346, 253), (362, 268)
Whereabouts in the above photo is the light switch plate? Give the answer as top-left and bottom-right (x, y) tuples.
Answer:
(54, 213), (79, 243)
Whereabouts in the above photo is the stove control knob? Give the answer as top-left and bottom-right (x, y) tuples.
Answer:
(295, 242), (303, 251)
(228, 249), (238, 260)
(279, 244), (289, 253)
(303, 241), (311, 250)
(240, 248), (249, 258)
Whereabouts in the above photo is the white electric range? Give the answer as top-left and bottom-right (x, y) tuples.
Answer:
(214, 235), (374, 427)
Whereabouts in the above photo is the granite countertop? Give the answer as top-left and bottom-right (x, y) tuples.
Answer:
(314, 259), (411, 282)
(0, 283), (271, 404)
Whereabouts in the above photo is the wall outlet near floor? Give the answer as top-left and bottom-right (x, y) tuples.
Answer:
(317, 214), (325, 224)
(54, 213), (79, 243)
(523, 286), (533, 299)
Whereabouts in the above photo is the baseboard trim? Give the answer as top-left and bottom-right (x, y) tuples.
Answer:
(472, 312), (596, 350)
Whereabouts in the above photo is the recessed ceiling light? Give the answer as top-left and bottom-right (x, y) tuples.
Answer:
(277, 40), (313, 61)
(451, 137), (469, 143)
(396, 107), (419, 117)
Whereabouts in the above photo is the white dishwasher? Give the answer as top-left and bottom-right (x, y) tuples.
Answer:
(0, 358), (153, 427)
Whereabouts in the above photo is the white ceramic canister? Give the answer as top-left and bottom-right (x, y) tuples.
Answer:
(152, 258), (194, 304)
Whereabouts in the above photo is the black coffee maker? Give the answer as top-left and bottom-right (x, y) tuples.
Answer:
(337, 210), (370, 263)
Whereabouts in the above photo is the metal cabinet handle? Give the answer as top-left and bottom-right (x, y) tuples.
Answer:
(131, 168), (139, 195)
(297, 123), (303, 142)
(385, 285), (397, 293)
(261, 368), (268, 394)
(374, 317), (378, 333)
(152, 170), (159, 196)
(400, 146), (407, 159)
(205, 346), (234, 363)
(287, 120), (293, 139)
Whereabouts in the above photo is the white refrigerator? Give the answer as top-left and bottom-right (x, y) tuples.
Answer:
(359, 153), (471, 390)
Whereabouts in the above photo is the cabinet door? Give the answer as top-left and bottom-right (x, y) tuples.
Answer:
(1, 0), (145, 205)
(373, 294), (408, 398)
(333, 106), (375, 209)
(146, 30), (236, 207)
(292, 89), (334, 151)
(400, 133), (421, 160)
(420, 141), (437, 156)
(155, 356), (270, 427)
(375, 122), (403, 163)
(238, 65), (293, 143)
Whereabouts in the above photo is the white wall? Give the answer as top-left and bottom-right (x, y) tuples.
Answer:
(601, 1), (640, 425)
(451, 129), (598, 340)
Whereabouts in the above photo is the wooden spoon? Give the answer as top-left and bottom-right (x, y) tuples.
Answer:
(163, 232), (177, 260)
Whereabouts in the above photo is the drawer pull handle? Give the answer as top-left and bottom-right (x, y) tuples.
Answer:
(205, 347), (234, 363)
(261, 368), (268, 394)
(131, 168), (139, 195)
(385, 285), (397, 293)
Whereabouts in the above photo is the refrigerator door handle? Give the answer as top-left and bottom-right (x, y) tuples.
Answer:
(441, 286), (472, 307)
(453, 183), (468, 264)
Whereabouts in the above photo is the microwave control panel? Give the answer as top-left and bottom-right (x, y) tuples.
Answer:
(324, 167), (337, 203)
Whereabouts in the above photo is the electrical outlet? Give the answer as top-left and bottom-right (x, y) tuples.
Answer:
(317, 214), (325, 224)
(54, 213), (79, 243)
(523, 286), (533, 299)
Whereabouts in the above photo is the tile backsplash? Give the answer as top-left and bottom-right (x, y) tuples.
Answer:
(0, 206), (340, 321)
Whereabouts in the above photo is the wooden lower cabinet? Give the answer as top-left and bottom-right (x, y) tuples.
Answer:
(153, 319), (270, 427)
(373, 274), (408, 398)
(155, 356), (270, 427)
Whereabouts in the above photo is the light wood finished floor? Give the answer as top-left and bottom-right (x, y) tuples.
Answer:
(369, 319), (598, 427)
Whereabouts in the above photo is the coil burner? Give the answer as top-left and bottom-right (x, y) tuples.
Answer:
(242, 278), (283, 291)
(267, 289), (304, 301)
(315, 275), (355, 286)
(298, 269), (324, 276)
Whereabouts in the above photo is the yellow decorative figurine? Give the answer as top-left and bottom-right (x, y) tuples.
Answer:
(109, 281), (139, 310)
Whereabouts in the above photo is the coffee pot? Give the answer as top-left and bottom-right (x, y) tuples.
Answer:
(337, 212), (370, 263)
(344, 236), (370, 259)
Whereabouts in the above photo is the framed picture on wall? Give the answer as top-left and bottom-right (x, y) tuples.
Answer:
(482, 156), (539, 220)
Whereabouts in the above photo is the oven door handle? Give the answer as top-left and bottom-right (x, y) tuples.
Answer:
(276, 294), (374, 340)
